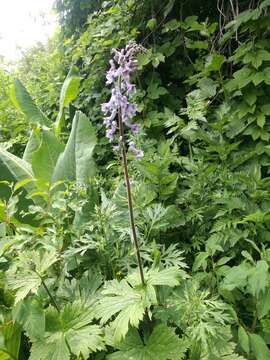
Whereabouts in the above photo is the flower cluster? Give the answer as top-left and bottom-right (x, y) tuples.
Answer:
(101, 42), (144, 159)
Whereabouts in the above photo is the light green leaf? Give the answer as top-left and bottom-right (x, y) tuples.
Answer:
(10, 79), (50, 127)
(29, 334), (70, 360)
(52, 111), (97, 184)
(96, 279), (147, 343)
(55, 67), (81, 136)
(13, 298), (45, 340)
(0, 146), (35, 194)
(146, 18), (157, 30)
(221, 263), (251, 291)
(66, 325), (104, 358)
(108, 324), (187, 360)
(30, 302), (104, 360)
(146, 267), (185, 286)
(23, 130), (41, 163)
(257, 288), (270, 319)
(250, 333), (270, 360)
(257, 113), (265, 128)
(193, 252), (209, 272)
(31, 130), (64, 187)
(7, 271), (41, 304)
(238, 326), (249, 354)
(0, 320), (21, 360)
(247, 260), (269, 298)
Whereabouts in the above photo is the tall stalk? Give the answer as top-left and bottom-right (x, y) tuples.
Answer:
(118, 111), (145, 285)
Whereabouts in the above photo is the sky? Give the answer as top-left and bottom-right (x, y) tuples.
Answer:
(0, 0), (57, 61)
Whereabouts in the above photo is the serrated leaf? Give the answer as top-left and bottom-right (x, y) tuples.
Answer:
(193, 252), (209, 272)
(7, 271), (41, 304)
(247, 260), (269, 298)
(29, 334), (70, 360)
(13, 298), (45, 339)
(257, 113), (265, 128)
(108, 324), (187, 360)
(221, 263), (251, 291)
(96, 279), (148, 343)
(30, 302), (104, 360)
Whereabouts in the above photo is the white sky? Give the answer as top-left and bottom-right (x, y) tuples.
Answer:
(0, 0), (57, 61)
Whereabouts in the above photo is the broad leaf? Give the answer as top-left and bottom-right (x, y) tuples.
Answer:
(55, 66), (81, 136)
(10, 79), (50, 127)
(13, 298), (45, 339)
(52, 111), (97, 184)
(31, 130), (64, 187)
(238, 326), (249, 354)
(23, 130), (41, 163)
(250, 333), (270, 360)
(247, 260), (269, 298)
(0, 146), (35, 194)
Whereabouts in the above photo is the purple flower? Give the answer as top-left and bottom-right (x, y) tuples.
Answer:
(101, 42), (144, 158)
(128, 141), (144, 159)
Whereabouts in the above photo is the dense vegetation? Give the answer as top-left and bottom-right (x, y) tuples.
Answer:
(1, 0), (270, 359)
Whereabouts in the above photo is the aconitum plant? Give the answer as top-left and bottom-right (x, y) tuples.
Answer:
(101, 41), (144, 159)
(101, 42), (145, 284)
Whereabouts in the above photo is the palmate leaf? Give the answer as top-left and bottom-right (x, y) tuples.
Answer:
(96, 268), (183, 342)
(13, 298), (45, 340)
(29, 334), (70, 360)
(96, 279), (147, 343)
(7, 271), (41, 304)
(108, 324), (188, 360)
(7, 250), (58, 304)
(52, 111), (97, 184)
(29, 302), (105, 360)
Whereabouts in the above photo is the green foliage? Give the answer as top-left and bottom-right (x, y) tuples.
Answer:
(108, 324), (188, 360)
(10, 80), (50, 127)
(1, 0), (270, 359)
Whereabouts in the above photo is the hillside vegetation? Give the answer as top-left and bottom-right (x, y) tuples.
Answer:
(0, 0), (270, 359)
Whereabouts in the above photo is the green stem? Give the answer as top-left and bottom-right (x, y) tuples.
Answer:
(118, 111), (145, 285)
(35, 270), (60, 312)
(41, 278), (60, 312)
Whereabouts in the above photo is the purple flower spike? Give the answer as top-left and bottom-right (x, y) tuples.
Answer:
(101, 41), (144, 158)
(128, 141), (144, 159)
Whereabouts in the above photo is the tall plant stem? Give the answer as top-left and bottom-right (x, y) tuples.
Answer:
(118, 111), (145, 285)
(41, 278), (60, 312)
(34, 270), (60, 312)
